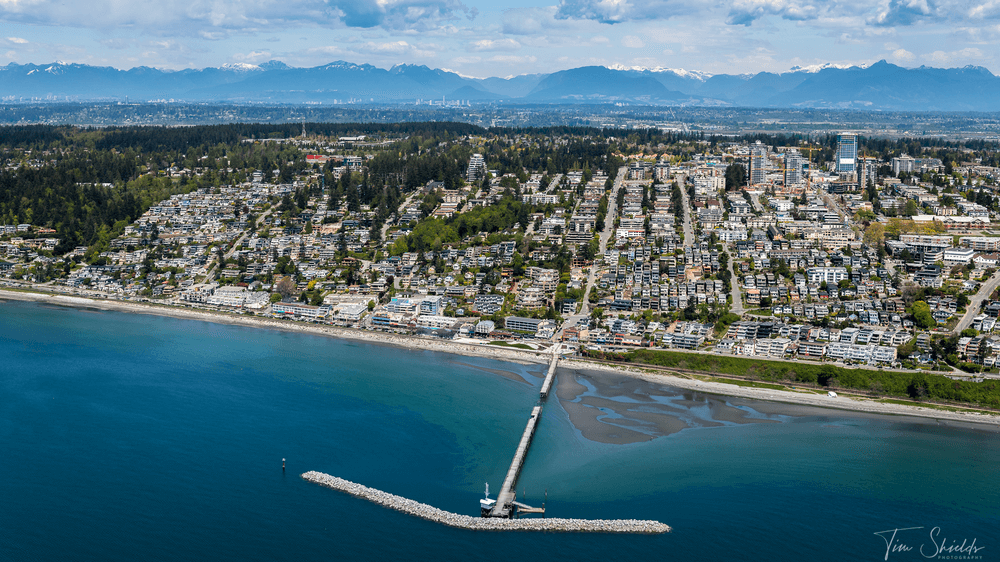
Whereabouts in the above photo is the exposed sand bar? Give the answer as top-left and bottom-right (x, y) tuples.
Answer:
(562, 360), (1000, 429)
(4, 288), (999, 428)
(301, 471), (671, 533)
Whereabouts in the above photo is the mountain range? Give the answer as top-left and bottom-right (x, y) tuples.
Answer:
(3, 59), (1000, 111)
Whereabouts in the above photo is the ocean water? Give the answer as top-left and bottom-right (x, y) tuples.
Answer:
(1, 299), (998, 562)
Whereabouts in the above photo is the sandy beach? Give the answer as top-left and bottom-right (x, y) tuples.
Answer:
(4, 287), (1000, 430)
(0, 288), (551, 367)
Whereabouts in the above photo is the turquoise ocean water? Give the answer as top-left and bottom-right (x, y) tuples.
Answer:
(1, 299), (998, 561)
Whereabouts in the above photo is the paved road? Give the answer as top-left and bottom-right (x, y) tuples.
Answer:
(580, 166), (625, 315)
(558, 166), (625, 338)
(954, 268), (1000, 333)
(821, 190), (849, 224)
(747, 191), (765, 214)
(201, 206), (274, 282)
(381, 190), (419, 243)
(677, 174), (694, 247)
(726, 244), (745, 316)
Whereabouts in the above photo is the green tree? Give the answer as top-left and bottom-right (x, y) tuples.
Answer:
(724, 163), (746, 191)
(864, 222), (885, 248)
(909, 300), (936, 329)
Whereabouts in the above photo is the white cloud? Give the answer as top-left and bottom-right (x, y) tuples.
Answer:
(889, 47), (916, 61)
(967, 0), (1000, 17)
(621, 35), (644, 48)
(554, 0), (686, 24)
(357, 40), (414, 54)
(502, 7), (572, 35)
(726, 0), (823, 25)
(306, 45), (344, 56)
(0, 0), (476, 35)
(6, 36), (26, 43)
(923, 46), (983, 64)
(488, 54), (537, 64)
(468, 38), (520, 51)
(869, 0), (936, 26)
(231, 50), (272, 63)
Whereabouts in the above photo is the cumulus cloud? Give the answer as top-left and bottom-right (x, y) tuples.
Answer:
(0, 0), (475, 35)
(869, 0), (936, 26)
(923, 46), (983, 63)
(726, 0), (823, 25)
(306, 45), (343, 56)
(968, 0), (1000, 18)
(230, 50), (272, 63)
(330, 0), (476, 30)
(468, 38), (520, 51)
(355, 40), (414, 54)
(502, 7), (570, 35)
(554, 0), (684, 24)
(488, 54), (537, 64)
(889, 47), (916, 60)
(621, 35), (644, 47)
(6, 36), (27, 43)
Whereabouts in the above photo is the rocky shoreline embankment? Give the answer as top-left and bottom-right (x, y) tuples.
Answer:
(301, 471), (671, 534)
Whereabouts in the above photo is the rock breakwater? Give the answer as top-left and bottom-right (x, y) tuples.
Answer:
(302, 471), (671, 534)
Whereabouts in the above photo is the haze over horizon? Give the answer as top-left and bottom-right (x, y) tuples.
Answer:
(2, 0), (1000, 79)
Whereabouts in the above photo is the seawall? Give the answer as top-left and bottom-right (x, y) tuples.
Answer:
(301, 471), (671, 534)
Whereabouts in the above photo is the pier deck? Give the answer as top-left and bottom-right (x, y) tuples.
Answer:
(490, 404), (543, 518)
(539, 348), (559, 399)
(489, 347), (561, 518)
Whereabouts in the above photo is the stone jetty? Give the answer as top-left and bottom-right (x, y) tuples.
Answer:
(302, 471), (671, 534)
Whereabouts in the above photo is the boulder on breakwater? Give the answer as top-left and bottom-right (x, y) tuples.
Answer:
(301, 471), (671, 534)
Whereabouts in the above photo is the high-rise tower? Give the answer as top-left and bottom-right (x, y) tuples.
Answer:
(836, 133), (857, 173)
(784, 150), (804, 187)
(749, 141), (767, 186)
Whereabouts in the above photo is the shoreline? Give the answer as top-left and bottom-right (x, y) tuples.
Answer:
(4, 287), (999, 428)
(0, 288), (550, 367)
(560, 359), (1000, 428)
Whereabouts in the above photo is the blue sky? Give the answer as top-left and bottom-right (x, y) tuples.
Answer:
(0, 0), (998, 77)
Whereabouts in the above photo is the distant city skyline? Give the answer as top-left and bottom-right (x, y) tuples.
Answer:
(2, 1), (1000, 78)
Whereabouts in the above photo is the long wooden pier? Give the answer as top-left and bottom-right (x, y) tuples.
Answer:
(489, 348), (561, 518)
(491, 404), (542, 518)
(539, 347), (559, 399)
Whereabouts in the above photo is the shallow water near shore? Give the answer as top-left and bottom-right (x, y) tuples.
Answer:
(2, 299), (999, 561)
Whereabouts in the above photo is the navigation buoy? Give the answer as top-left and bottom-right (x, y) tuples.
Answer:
(282, 458), (286, 471)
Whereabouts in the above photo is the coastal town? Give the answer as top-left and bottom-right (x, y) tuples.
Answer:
(5, 127), (1000, 381)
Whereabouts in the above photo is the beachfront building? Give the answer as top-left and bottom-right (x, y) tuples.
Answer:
(504, 316), (557, 336)
(271, 302), (331, 320)
(417, 315), (457, 330)
(505, 316), (544, 333)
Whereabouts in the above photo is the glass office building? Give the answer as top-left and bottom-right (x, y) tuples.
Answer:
(836, 133), (857, 173)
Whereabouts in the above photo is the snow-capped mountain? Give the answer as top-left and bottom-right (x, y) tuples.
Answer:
(2, 59), (1000, 110)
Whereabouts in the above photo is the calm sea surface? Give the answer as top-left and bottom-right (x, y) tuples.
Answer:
(1, 299), (998, 561)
